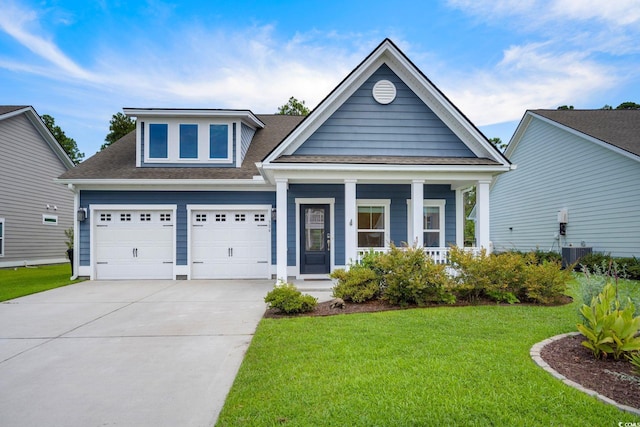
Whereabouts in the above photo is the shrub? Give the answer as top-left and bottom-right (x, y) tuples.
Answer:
(577, 283), (640, 359)
(330, 265), (381, 303)
(450, 247), (568, 304)
(264, 282), (317, 314)
(574, 252), (640, 280)
(532, 249), (562, 264)
(377, 245), (455, 306)
(522, 260), (571, 304)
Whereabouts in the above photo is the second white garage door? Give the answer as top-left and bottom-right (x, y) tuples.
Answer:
(190, 209), (271, 279)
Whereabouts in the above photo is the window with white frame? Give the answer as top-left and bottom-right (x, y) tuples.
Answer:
(0, 218), (4, 256)
(407, 200), (446, 247)
(357, 200), (390, 248)
(144, 119), (232, 164)
(148, 123), (168, 159)
(42, 214), (58, 225)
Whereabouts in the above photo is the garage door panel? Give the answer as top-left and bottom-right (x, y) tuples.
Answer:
(94, 210), (174, 280)
(191, 209), (270, 279)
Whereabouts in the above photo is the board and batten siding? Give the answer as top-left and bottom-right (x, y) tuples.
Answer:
(0, 113), (73, 266)
(293, 64), (475, 158)
(490, 116), (640, 257)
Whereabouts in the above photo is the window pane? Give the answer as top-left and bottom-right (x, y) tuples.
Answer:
(210, 124), (228, 159)
(357, 208), (371, 229)
(371, 207), (384, 230)
(424, 232), (440, 247)
(424, 206), (440, 230)
(358, 232), (384, 248)
(305, 208), (325, 251)
(149, 124), (168, 158)
(180, 124), (198, 158)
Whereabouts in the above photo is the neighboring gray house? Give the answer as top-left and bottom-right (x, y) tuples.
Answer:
(491, 109), (640, 258)
(58, 39), (511, 281)
(0, 106), (75, 267)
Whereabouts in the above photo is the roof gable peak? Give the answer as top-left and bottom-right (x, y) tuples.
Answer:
(262, 39), (509, 167)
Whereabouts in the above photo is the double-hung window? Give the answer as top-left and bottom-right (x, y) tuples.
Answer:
(0, 218), (4, 256)
(148, 124), (168, 159)
(357, 200), (390, 248)
(407, 200), (446, 247)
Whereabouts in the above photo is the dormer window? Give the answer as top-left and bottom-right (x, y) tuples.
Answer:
(126, 108), (265, 168)
(143, 119), (233, 164)
(149, 124), (168, 159)
(180, 124), (198, 159)
(210, 124), (228, 159)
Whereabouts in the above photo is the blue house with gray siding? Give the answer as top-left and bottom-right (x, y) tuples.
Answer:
(58, 39), (511, 280)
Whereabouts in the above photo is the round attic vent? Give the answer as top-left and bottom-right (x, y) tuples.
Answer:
(372, 80), (396, 104)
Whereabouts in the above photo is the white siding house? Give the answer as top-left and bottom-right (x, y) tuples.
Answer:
(491, 110), (640, 258)
(0, 106), (75, 267)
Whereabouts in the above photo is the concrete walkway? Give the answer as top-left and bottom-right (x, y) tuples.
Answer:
(0, 280), (284, 427)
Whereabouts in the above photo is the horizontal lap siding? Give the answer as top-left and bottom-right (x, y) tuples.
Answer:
(0, 114), (73, 263)
(294, 64), (474, 158)
(491, 118), (640, 257)
(79, 191), (276, 266)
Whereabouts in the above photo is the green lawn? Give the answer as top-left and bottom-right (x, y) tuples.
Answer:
(0, 263), (84, 301)
(217, 282), (640, 426)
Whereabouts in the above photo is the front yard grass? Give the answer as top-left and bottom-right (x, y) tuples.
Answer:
(0, 263), (84, 301)
(217, 282), (640, 426)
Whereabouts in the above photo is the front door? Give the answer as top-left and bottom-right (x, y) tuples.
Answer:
(300, 204), (330, 274)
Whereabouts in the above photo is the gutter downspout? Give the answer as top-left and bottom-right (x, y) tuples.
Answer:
(68, 183), (79, 280)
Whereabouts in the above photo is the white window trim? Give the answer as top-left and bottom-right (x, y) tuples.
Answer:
(0, 218), (4, 257)
(356, 199), (391, 249)
(42, 214), (58, 225)
(407, 199), (446, 247)
(143, 119), (233, 164)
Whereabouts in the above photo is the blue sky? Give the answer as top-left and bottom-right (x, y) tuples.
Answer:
(1, 0), (639, 157)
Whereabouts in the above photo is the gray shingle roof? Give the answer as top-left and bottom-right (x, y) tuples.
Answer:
(0, 105), (29, 117)
(59, 114), (305, 180)
(273, 155), (501, 166)
(532, 109), (640, 157)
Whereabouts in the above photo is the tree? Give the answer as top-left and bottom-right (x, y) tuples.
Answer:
(276, 96), (310, 116)
(557, 105), (574, 110)
(615, 101), (640, 110)
(41, 114), (84, 164)
(489, 137), (507, 152)
(101, 112), (136, 151)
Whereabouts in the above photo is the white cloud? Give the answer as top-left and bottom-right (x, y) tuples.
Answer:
(550, 0), (640, 26)
(441, 43), (618, 125)
(0, 0), (96, 81)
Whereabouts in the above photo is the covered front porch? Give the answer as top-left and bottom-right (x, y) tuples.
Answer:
(274, 178), (492, 281)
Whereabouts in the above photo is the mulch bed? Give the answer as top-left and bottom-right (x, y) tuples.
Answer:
(264, 297), (640, 411)
(540, 333), (640, 409)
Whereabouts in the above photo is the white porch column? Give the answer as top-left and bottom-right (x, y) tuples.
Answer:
(344, 179), (357, 266)
(476, 180), (491, 252)
(455, 188), (464, 248)
(276, 178), (288, 281)
(411, 180), (424, 247)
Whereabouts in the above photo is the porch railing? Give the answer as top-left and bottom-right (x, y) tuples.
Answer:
(355, 247), (480, 265)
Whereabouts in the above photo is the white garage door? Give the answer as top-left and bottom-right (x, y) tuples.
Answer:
(191, 209), (270, 279)
(94, 210), (174, 280)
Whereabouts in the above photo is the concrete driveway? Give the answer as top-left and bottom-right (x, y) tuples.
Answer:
(0, 280), (277, 427)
